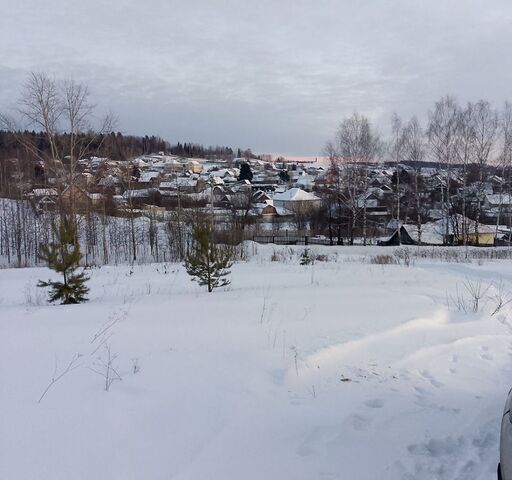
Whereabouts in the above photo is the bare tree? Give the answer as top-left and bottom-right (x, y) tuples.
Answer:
(321, 141), (345, 244)
(61, 80), (114, 214)
(331, 113), (381, 245)
(497, 102), (512, 242)
(119, 162), (140, 263)
(229, 187), (255, 234)
(389, 113), (406, 242)
(402, 116), (426, 243)
(17, 73), (62, 165)
(1, 72), (115, 214)
(452, 102), (476, 253)
(427, 96), (460, 244)
(472, 100), (498, 244)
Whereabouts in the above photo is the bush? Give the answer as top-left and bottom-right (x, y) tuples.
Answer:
(369, 254), (398, 265)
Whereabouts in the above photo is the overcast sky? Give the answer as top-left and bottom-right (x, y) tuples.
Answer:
(1, 0), (512, 156)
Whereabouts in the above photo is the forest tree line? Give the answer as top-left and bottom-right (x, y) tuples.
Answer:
(0, 130), (253, 163)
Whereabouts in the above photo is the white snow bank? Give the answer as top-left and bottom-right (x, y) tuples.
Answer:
(1, 250), (512, 479)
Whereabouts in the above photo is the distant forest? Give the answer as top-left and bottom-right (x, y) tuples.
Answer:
(0, 130), (251, 163)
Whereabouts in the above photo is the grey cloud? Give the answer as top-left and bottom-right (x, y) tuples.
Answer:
(1, 0), (512, 154)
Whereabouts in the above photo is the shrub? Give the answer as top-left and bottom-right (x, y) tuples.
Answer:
(369, 254), (398, 265)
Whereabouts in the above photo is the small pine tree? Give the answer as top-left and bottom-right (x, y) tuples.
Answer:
(185, 222), (233, 293)
(38, 215), (90, 304)
(300, 248), (313, 266)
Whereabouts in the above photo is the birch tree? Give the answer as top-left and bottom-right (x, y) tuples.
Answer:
(453, 102), (476, 252)
(389, 113), (406, 241)
(1, 72), (114, 212)
(333, 113), (381, 245)
(402, 116), (426, 243)
(497, 102), (512, 241)
(427, 96), (459, 244)
(472, 100), (498, 244)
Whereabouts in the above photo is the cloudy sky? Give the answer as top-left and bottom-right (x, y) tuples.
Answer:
(1, 0), (512, 155)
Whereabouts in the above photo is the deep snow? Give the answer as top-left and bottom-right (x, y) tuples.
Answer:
(1, 245), (511, 480)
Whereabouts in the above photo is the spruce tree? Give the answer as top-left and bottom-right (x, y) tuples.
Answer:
(238, 163), (253, 182)
(38, 216), (90, 304)
(185, 222), (233, 293)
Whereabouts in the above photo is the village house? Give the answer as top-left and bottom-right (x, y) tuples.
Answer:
(273, 188), (322, 212)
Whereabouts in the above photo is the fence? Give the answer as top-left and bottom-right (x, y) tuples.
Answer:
(252, 235), (335, 246)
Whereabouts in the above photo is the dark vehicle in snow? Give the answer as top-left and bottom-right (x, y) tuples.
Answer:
(499, 388), (512, 479)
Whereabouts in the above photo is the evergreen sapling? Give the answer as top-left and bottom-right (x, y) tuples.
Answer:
(38, 216), (90, 304)
(185, 222), (233, 292)
(300, 248), (313, 265)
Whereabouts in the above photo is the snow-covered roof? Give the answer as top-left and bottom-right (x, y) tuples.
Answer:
(486, 194), (512, 206)
(253, 189), (270, 200)
(273, 188), (320, 202)
(295, 174), (314, 188)
(123, 189), (154, 199)
(404, 215), (495, 244)
(159, 177), (198, 188)
(132, 158), (149, 168)
(488, 175), (504, 184)
(139, 171), (160, 183)
(258, 200), (294, 216)
(98, 175), (121, 186)
(210, 176), (225, 185)
(89, 157), (108, 168)
(30, 188), (58, 197)
(88, 193), (104, 201)
(213, 168), (238, 178)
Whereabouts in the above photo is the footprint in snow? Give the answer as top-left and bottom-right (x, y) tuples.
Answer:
(479, 346), (493, 360)
(430, 378), (444, 388)
(347, 413), (372, 431)
(414, 386), (431, 397)
(420, 370), (444, 388)
(408, 435), (465, 457)
(364, 398), (384, 409)
(297, 426), (344, 457)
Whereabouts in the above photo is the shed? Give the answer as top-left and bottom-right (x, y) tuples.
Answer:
(378, 226), (418, 246)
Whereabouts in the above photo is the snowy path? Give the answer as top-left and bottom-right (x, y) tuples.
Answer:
(1, 249), (511, 479)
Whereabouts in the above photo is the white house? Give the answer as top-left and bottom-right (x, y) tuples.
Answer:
(273, 188), (321, 212)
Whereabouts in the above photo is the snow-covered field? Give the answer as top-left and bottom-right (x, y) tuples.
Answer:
(1, 245), (511, 480)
